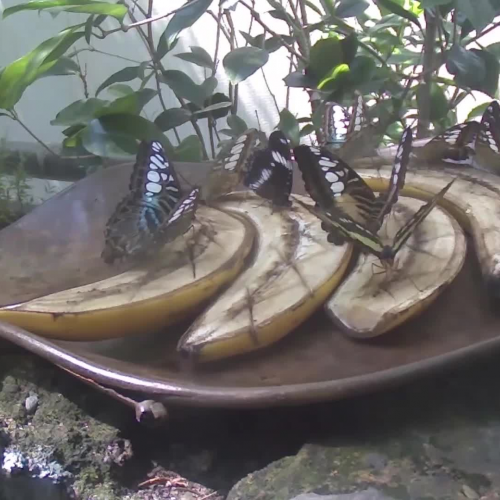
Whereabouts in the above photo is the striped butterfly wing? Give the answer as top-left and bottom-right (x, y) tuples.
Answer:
(244, 130), (293, 207)
(415, 122), (479, 165)
(102, 140), (183, 263)
(155, 187), (200, 247)
(202, 129), (264, 201)
(295, 199), (385, 258)
(322, 102), (350, 147)
(294, 145), (377, 223)
(346, 93), (368, 137)
(389, 178), (456, 258)
(475, 100), (500, 173)
(372, 127), (412, 230)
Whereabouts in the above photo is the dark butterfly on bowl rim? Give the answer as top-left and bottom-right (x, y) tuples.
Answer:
(102, 140), (200, 264)
(244, 130), (293, 207)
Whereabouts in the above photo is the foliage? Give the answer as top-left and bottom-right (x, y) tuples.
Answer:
(0, 139), (33, 228)
(0, 0), (500, 165)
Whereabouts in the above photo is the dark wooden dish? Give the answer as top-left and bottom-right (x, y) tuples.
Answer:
(0, 160), (498, 410)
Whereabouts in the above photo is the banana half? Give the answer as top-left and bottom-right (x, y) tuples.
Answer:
(326, 196), (467, 338)
(359, 165), (500, 297)
(177, 193), (353, 363)
(0, 207), (254, 340)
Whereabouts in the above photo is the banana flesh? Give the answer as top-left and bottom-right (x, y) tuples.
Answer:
(0, 207), (254, 340)
(326, 196), (466, 338)
(177, 193), (353, 363)
(358, 164), (500, 297)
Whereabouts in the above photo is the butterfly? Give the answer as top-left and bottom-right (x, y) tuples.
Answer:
(322, 93), (367, 149)
(202, 128), (264, 202)
(244, 130), (293, 207)
(297, 178), (455, 270)
(415, 101), (500, 173)
(294, 127), (413, 241)
(102, 140), (200, 264)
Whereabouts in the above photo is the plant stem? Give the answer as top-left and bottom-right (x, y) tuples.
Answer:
(417, 10), (437, 139)
(261, 68), (280, 114)
(225, 11), (239, 115)
(9, 110), (59, 157)
(125, 0), (208, 157)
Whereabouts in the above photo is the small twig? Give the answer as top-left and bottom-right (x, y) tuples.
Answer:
(466, 20), (500, 46)
(261, 67), (280, 114)
(9, 110), (59, 157)
(239, 0), (307, 63)
(207, 10), (232, 42)
(225, 11), (239, 115)
(212, 9), (223, 77)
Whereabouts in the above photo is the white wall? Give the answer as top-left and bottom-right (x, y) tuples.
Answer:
(0, 0), (312, 147)
(0, 0), (496, 148)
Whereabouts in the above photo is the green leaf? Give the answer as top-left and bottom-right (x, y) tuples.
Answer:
(161, 70), (206, 107)
(51, 98), (108, 126)
(419, 0), (452, 7)
(308, 37), (343, 83)
(201, 76), (218, 99)
(339, 33), (358, 65)
(457, 0), (495, 33)
(38, 56), (79, 77)
(467, 102), (489, 120)
(416, 83), (448, 123)
(318, 63), (350, 91)
(101, 88), (156, 115)
(193, 101), (232, 115)
(300, 123), (315, 138)
(278, 108), (300, 146)
(157, 0), (212, 56)
(95, 66), (141, 96)
(106, 83), (135, 96)
(223, 47), (269, 85)
(82, 114), (173, 157)
(349, 56), (376, 87)
(227, 115), (248, 135)
(283, 71), (315, 88)
(373, 0), (422, 29)
(386, 48), (422, 64)
(3, 0), (127, 21)
(154, 107), (192, 130)
(175, 52), (212, 69)
(84, 15), (94, 44)
(0, 27), (84, 109)
(336, 0), (369, 18)
(173, 135), (203, 161)
(468, 49), (499, 96)
(446, 45), (486, 89)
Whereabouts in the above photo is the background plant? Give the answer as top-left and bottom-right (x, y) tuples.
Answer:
(1, 0), (500, 169)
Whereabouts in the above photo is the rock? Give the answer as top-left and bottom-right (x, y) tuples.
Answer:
(227, 354), (500, 500)
(290, 489), (396, 500)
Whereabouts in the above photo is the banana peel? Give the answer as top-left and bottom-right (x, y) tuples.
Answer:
(0, 207), (254, 340)
(358, 164), (500, 297)
(326, 196), (467, 338)
(177, 193), (353, 363)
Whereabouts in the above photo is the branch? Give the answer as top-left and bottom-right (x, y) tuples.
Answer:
(9, 110), (59, 158)
(417, 10), (438, 138)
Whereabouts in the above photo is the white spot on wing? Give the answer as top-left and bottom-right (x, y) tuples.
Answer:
(147, 171), (160, 182)
(146, 182), (162, 194)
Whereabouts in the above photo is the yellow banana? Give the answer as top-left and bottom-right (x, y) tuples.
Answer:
(0, 207), (254, 340)
(326, 196), (466, 338)
(357, 162), (500, 296)
(177, 192), (353, 363)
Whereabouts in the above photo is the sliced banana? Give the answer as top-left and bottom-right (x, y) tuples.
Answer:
(0, 207), (254, 340)
(177, 193), (353, 363)
(358, 164), (500, 297)
(326, 196), (467, 338)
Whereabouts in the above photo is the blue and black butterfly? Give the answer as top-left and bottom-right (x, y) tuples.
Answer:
(102, 140), (199, 264)
(243, 130), (293, 207)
